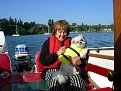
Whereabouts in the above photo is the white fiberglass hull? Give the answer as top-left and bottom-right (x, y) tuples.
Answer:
(88, 47), (114, 88)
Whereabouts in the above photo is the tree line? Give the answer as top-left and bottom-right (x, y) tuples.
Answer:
(0, 17), (113, 35)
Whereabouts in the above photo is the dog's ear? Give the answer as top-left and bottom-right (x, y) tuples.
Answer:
(78, 34), (84, 37)
(71, 37), (75, 44)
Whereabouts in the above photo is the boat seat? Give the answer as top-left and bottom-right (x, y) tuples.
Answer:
(86, 63), (114, 77)
(0, 53), (11, 73)
(24, 73), (42, 82)
(0, 53), (12, 91)
(35, 51), (45, 73)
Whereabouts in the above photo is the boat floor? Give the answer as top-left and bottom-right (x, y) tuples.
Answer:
(0, 81), (113, 91)
(1, 80), (48, 91)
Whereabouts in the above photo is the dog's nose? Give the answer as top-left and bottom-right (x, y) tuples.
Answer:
(80, 41), (82, 44)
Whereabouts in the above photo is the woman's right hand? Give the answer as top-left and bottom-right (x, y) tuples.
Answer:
(56, 46), (66, 56)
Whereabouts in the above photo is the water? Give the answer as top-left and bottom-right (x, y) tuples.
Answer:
(5, 32), (114, 63)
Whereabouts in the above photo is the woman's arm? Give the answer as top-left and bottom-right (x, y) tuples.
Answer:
(40, 38), (58, 66)
(71, 56), (87, 68)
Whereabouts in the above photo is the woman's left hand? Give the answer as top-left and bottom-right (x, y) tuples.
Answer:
(71, 56), (82, 65)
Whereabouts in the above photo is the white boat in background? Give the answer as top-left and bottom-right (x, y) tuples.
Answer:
(44, 25), (51, 35)
(12, 34), (20, 36)
(44, 32), (51, 35)
(12, 25), (20, 36)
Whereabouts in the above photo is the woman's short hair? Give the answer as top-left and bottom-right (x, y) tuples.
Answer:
(52, 20), (70, 36)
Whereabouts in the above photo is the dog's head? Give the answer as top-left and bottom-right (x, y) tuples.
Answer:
(71, 34), (87, 48)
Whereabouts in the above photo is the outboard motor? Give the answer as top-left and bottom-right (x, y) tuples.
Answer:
(14, 44), (31, 61)
(14, 44), (35, 72)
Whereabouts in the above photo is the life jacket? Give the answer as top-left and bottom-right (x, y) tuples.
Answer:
(46, 36), (71, 68)
(58, 44), (84, 64)
(35, 36), (71, 72)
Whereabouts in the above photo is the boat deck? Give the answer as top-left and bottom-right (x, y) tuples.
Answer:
(0, 73), (48, 91)
(0, 47), (114, 91)
(0, 73), (113, 91)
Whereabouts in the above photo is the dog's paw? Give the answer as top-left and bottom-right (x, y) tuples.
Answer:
(80, 48), (88, 58)
(57, 74), (68, 84)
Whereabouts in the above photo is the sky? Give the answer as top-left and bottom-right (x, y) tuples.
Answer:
(0, 0), (113, 25)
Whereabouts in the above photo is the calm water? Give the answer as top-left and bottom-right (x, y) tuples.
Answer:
(5, 32), (114, 63)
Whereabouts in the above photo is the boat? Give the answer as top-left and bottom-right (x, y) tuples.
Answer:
(44, 32), (51, 35)
(0, 31), (114, 91)
(12, 34), (20, 36)
(113, 0), (121, 90)
(12, 25), (20, 36)
(1, 0), (121, 90)
(0, 47), (114, 91)
(87, 47), (114, 88)
(44, 25), (51, 35)
(35, 47), (114, 90)
(0, 31), (8, 53)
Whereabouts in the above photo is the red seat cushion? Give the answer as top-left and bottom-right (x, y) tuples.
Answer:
(35, 51), (45, 72)
(24, 73), (42, 82)
(0, 53), (11, 73)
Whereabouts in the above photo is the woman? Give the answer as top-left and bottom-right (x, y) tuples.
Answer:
(40, 20), (86, 91)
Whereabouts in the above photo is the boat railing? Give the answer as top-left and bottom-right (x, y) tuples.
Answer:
(88, 53), (114, 60)
(88, 47), (114, 60)
(88, 47), (114, 50)
(86, 47), (114, 89)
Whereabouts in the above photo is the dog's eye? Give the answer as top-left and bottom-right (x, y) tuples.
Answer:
(81, 39), (84, 41)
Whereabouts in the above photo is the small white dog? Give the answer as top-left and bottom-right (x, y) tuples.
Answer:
(50, 34), (88, 84)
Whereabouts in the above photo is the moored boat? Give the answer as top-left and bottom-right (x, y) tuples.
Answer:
(12, 34), (20, 37)
(12, 25), (20, 37)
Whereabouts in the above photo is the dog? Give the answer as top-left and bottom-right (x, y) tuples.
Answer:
(50, 34), (88, 84)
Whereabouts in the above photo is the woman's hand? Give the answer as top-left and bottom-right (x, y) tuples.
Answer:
(71, 56), (82, 65)
(56, 46), (66, 56)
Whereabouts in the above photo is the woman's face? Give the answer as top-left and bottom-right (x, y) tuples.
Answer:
(55, 29), (67, 41)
